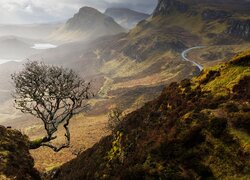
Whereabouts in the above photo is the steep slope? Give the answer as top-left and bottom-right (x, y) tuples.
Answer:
(50, 7), (125, 43)
(104, 8), (150, 29)
(153, 0), (250, 42)
(54, 50), (250, 179)
(0, 126), (40, 179)
(29, 0), (250, 116)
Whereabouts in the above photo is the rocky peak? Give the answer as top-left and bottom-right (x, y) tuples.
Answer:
(153, 0), (188, 16)
(64, 6), (124, 32)
(51, 6), (125, 42)
(77, 7), (104, 18)
(66, 7), (107, 29)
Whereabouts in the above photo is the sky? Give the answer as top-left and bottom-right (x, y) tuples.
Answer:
(0, 0), (158, 24)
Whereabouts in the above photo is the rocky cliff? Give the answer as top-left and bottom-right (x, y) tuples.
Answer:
(153, 0), (188, 16)
(104, 8), (150, 29)
(227, 19), (250, 40)
(152, 0), (250, 41)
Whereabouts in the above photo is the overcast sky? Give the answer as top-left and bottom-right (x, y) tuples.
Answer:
(0, 0), (158, 24)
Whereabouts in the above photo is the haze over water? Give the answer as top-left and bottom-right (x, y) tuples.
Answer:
(0, 43), (57, 64)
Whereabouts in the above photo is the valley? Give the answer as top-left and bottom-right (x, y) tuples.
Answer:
(0, 0), (249, 179)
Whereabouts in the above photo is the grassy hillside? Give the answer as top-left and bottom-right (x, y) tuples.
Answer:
(1, 0), (249, 173)
(53, 50), (250, 179)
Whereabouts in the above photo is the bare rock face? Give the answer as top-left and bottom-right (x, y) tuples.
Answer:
(227, 19), (250, 40)
(153, 0), (188, 16)
(104, 8), (150, 29)
(202, 9), (232, 21)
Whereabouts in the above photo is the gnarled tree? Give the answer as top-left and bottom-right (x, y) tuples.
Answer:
(11, 61), (92, 152)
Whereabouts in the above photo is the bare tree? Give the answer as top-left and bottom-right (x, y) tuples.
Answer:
(11, 61), (92, 152)
(107, 108), (125, 133)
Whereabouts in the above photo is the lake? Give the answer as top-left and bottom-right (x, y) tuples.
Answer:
(31, 43), (57, 50)
(0, 59), (23, 65)
(0, 43), (58, 64)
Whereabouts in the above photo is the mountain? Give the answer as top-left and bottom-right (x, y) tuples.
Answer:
(29, 0), (250, 116)
(2, 0), (250, 125)
(1, 0), (250, 173)
(104, 8), (150, 29)
(25, 0), (250, 171)
(153, 0), (250, 42)
(0, 23), (61, 40)
(50, 7), (126, 43)
(53, 50), (250, 179)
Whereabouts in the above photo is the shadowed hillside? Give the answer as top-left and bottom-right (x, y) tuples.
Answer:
(104, 8), (150, 29)
(0, 126), (40, 179)
(53, 50), (250, 179)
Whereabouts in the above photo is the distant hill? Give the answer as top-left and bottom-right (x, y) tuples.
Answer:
(104, 8), (150, 29)
(50, 7), (126, 43)
(0, 36), (38, 59)
(0, 23), (61, 40)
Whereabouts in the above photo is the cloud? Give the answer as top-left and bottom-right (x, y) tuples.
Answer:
(0, 0), (157, 24)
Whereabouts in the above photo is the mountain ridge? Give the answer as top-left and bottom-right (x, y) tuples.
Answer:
(50, 6), (125, 43)
(104, 8), (150, 29)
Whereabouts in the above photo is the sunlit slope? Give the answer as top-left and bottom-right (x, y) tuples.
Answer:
(54, 50), (250, 179)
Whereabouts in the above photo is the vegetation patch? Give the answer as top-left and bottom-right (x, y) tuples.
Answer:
(0, 126), (40, 179)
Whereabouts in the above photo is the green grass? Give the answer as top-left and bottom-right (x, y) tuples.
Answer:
(202, 66), (250, 96)
(193, 50), (250, 96)
(230, 128), (250, 152)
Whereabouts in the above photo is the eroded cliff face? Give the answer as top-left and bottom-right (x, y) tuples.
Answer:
(152, 0), (250, 41)
(153, 0), (188, 16)
(202, 9), (232, 21)
(227, 19), (250, 40)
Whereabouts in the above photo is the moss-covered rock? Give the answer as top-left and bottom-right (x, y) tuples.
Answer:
(0, 126), (40, 180)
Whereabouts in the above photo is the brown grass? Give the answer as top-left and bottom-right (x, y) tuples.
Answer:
(27, 114), (109, 172)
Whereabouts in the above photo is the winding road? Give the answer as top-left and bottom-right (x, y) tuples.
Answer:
(181, 46), (205, 73)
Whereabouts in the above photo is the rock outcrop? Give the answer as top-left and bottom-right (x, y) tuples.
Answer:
(104, 8), (150, 29)
(202, 9), (232, 21)
(0, 126), (40, 179)
(227, 19), (250, 40)
(153, 0), (188, 16)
